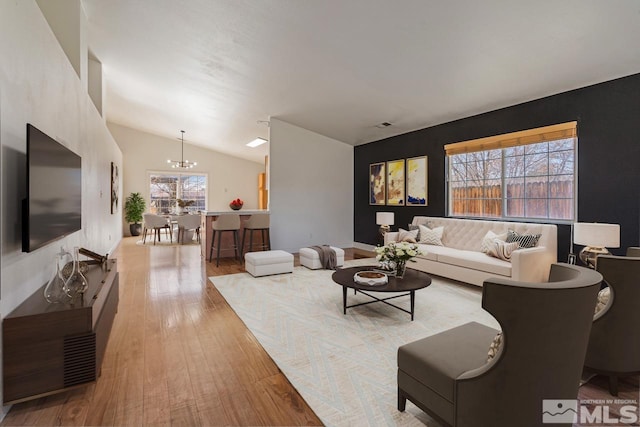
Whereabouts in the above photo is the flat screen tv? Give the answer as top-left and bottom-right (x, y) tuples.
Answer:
(22, 124), (82, 252)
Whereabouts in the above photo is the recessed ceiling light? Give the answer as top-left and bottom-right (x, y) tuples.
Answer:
(375, 122), (392, 128)
(247, 137), (268, 148)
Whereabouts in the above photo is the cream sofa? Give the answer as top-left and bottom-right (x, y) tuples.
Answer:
(385, 216), (557, 286)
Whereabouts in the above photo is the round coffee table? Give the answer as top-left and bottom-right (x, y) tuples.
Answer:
(332, 266), (432, 321)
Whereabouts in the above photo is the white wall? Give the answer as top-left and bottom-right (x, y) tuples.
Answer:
(108, 123), (264, 234)
(269, 119), (354, 252)
(0, 0), (123, 411)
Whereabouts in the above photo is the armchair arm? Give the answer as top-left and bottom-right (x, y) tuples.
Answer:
(384, 232), (399, 245)
(510, 246), (555, 283)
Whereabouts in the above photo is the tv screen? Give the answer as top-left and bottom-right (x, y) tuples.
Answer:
(23, 124), (82, 252)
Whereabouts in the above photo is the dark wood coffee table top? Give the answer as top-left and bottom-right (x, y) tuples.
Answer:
(332, 265), (432, 292)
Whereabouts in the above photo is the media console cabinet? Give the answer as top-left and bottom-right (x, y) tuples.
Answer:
(2, 259), (119, 404)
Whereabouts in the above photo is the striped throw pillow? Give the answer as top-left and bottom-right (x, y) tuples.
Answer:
(506, 229), (541, 248)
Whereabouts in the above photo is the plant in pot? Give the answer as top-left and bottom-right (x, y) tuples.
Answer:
(124, 192), (146, 236)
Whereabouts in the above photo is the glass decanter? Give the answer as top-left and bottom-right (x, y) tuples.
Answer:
(63, 247), (89, 303)
(44, 247), (72, 304)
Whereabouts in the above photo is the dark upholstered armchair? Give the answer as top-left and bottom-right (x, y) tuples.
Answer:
(626, 246), (640, 257)
(584, 249), (640, 395)
(397, 263), (602, 427)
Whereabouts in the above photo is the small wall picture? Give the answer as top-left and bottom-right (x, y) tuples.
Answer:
(407, 156), (428, 205)
(111, 162), (119, 214)
(369, 162), (386, 205)
(386, 159), (405, 205)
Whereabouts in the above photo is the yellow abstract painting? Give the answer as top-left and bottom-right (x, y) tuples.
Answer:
(386, 159), (405, 205)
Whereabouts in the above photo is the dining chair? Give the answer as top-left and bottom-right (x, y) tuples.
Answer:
(176, 214), (201, 244)
(142, 213), (171, 245)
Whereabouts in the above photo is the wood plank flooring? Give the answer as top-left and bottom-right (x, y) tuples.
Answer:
(1, 237), (637, 426)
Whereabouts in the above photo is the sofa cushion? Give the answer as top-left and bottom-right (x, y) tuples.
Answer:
(507, 229), (541, 248)
(594, 287), (611, 314)
(418, 225), (444, 246)
(438, 250), (512, 277)
(408, 224), (421, 240)
(417, 245), (460, 261)
(398, 322), (498, 401)
(480, 230), (508, 254)
(487, 331), (503, 362)
(486, 239), (519, 261)
(398, 228), (419, 243)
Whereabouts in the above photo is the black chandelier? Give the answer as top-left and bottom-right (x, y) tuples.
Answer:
(167, 130), (197, 169)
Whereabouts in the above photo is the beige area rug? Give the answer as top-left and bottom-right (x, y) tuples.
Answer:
(135, 234), (199, 247)
(210, 259), (500, 427)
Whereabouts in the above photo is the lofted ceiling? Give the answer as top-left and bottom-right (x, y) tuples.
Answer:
(82, 0), (640, 163)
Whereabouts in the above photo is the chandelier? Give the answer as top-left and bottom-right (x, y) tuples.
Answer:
(167, 130), (197, 169)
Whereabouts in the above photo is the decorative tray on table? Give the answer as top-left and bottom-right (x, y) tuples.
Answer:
(354, 271), (388, 286)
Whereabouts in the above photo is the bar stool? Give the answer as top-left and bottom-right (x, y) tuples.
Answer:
(241, 213), (271, 256)
(209, 214), (241, 267)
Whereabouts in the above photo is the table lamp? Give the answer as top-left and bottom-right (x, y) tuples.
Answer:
(573, 222), (620, 268)
(376, 212), (394, 237)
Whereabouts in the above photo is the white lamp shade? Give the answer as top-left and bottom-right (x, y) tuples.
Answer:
(376, 212), (394, 226)
(573, 223), (620, 248)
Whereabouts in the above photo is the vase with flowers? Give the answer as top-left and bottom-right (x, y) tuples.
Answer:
(229, 198), (244, 210)
(374, 241), (424, 278)
(176, 198), (195, 214)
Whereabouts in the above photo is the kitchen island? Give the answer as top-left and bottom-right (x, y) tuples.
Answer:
(200, 210), (269, 261)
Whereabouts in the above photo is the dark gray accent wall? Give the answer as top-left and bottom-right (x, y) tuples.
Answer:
(354, 73), (640, 262)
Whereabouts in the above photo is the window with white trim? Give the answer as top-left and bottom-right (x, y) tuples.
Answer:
(148, 172), (207, 214)
(446, 122), (577, 222)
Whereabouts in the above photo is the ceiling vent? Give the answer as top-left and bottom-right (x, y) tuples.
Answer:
(375, 122), (392, 128)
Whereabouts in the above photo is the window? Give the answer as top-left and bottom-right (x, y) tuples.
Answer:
(445, 122), (576, 222)
(149, 172), (207, 214)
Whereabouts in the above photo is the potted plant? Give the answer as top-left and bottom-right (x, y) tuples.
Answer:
(124, 192), (146, 236)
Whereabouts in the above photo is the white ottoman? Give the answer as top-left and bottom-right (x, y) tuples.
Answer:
(245, 250), (294, 277)
(299, 246), (345, 269)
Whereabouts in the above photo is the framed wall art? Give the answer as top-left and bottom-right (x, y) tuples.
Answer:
(406, 156), (428, 205)
(111, 162), (119, 214)
(369, 162), (386, 205)
(386, 159), (405, 205)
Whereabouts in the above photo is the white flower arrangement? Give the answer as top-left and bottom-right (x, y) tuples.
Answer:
(374, 241), (424, 271)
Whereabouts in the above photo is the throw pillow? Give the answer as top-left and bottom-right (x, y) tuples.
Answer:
(487, 332), (503, 362)
(594, 287), (611, 315)
(506, 229), (541, 248)
(418, 225), (444, 246)
(481, 230), (508, 254)
(408, 224), (420, 241)
(397, 228), (419, 243)
(486, 239), (519, 261)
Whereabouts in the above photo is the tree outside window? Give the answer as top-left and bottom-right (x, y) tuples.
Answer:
(149, 173), (207, 214)
(448, 138), (576, 222)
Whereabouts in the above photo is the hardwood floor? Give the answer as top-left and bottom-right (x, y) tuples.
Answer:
(1, 237), (637, 426)
(1, 237), (326, 426)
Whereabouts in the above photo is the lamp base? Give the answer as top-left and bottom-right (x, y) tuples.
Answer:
(579, 246), (610, 269)
(378, 224), (390, 245)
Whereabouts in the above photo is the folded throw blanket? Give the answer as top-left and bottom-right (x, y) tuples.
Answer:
(309, 245), (337, 270)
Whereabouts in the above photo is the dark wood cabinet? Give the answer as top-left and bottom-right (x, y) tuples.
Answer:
(2, 259), (119, 404)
